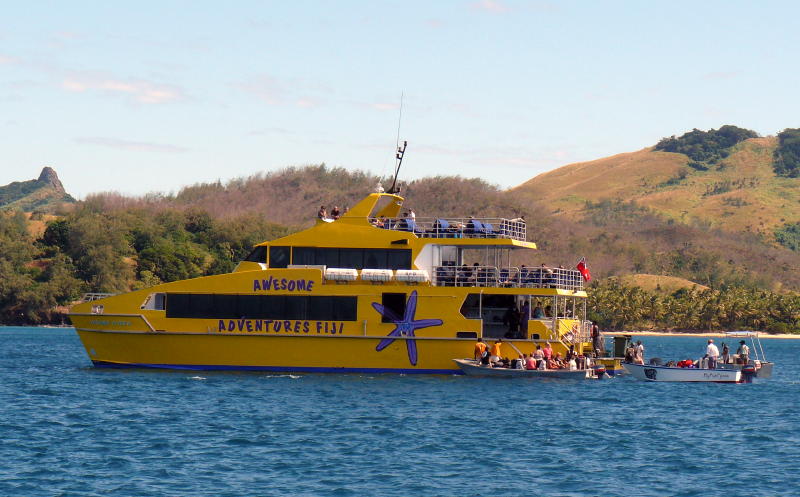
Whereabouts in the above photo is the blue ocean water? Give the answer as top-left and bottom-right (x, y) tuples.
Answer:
(1, 327), (798, 497)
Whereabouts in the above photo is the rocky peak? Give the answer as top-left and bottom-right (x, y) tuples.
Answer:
(37, 166), (65, 192)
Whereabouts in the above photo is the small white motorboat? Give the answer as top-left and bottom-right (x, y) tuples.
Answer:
(623, 362), (743, 383)
(453, 359), (602, 379)
(714, 331), (774, 378)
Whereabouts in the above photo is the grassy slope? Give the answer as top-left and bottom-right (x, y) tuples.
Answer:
(512, 137), (800, 237)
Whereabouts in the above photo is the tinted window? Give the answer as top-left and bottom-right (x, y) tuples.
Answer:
(292, 247), (315, 265)
(387, 250), (411, 270)
(244, 246), (267, 263)
(269, 246), (290, 268)
(165, 293), (357, 321)
(339, 248), (364, 269)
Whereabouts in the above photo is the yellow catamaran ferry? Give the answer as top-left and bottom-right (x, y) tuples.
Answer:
(70, 188), (599, 374)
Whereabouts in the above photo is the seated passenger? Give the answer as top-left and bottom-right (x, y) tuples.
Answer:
(525, 354), (537, 370)
(532, 303), (544, 319)
(318, 205), (328, 220)
(515, 354), (525, 370)
(490, 339), (503, 363)
(331, 206), (341, 220)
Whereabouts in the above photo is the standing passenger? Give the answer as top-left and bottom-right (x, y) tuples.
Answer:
(474, 338), (487, 362)
(737, 340), (750, 364)
(519, 300), (531, 338)
(634, 340), (645, 365)
(706, 339), (720, 369)
(721, 342), (730, 364)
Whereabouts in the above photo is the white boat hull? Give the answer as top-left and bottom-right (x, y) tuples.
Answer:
(453, 359), (595, 379)
(716, 361), (773, 379)
(623, 362), (741, 383)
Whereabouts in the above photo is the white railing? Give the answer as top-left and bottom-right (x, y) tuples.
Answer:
(432, 265), (584, 290)
(80, 293), (115, 302)
(370, 216), (527, 242)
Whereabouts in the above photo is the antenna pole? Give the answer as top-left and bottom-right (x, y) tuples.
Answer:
(388, 140), (406, 194)
(387, 93), (405, 194)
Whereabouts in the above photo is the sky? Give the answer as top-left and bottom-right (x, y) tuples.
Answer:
(1, 1), (799, 199)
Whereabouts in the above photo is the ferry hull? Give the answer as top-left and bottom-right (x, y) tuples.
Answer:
(77, 329), (482, 374)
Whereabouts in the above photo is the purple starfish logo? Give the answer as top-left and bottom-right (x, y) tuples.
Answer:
(371, 290), (443, 365)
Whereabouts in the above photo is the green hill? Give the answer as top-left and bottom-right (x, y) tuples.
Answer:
(0, 167), (76, 213)
(511, 127), (800, 241)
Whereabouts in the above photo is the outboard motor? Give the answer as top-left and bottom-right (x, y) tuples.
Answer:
(593, 365), (607, 379)
(741, 364), (757, 383)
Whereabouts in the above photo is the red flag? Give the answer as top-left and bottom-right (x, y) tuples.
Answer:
(576, 257), (591, 282)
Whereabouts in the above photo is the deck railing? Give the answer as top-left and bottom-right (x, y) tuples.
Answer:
(432, 265), (584, 291)
(371, 216), (526, 242)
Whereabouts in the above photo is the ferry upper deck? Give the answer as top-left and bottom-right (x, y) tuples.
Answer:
(234, 192), (585, 294)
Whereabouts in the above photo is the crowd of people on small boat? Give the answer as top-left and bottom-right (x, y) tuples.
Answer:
(663, 339), (751, 369)
(473, 338), (594, 371)
(624, 338), (752, 369)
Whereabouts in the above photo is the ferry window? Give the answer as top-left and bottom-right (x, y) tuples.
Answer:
(339, 248), (364, 269)
(292, 247), (315, 265)
(387, 250), (411, 270)
(332, 298), (358, 321)
(140, 293), (166, 310)
(306, 296), (333, 321)
(244, 246), (267, 263)
(269, 246), (290, 268)
(364, 249), (386, 269)
(317, 248), (340, 268)
(284, 295), (307, 319)
(165, 293), (357, 321)
(380, 293), (406, 323)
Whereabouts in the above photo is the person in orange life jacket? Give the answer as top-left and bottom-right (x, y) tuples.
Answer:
(490, 339), (504, 363)
(474, 338), (487, 361)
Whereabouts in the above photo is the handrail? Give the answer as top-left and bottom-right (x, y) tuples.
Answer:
(80, 293), (115, 302)
(370, 216), (527, 242)
(432, 265), (584, 291)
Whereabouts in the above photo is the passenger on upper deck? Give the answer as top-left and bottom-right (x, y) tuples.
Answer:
(318, 205), (328, 220)
(331, 206), (341, 220)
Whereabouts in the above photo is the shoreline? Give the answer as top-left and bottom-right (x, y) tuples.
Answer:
(602, 331), (800, 339)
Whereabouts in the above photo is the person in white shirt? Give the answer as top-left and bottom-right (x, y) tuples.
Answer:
(706, 339), (720, 369)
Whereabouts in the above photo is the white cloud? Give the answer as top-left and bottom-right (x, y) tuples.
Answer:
(75, 137), (188, 153)
(471, 0), (509, 13)
(62, 75), (185, 104)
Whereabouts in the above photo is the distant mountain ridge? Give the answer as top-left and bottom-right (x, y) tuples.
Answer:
(0, 167), (76, 212)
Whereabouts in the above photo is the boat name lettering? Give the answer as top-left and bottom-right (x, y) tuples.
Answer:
(253, 277), (314, 292)
(217, 319), (343, 334)
(89, 319), (131, 327)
